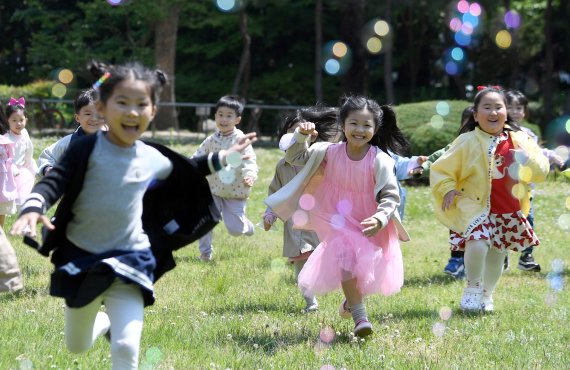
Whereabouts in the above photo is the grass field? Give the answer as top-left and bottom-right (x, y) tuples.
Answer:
(0, 136), (569, 369)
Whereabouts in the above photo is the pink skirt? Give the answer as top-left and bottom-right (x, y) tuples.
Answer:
(298, 220), (403, 298)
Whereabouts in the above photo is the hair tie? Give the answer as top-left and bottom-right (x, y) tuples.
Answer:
(8, 97), (25, 107)
(477, 85), (502, 91)
(92, 72), (111, 90)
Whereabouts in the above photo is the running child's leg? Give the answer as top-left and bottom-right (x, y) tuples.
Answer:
(219, 198), (254, 237)
(104, 280), (144, 370)
(65, 297), (110, 353)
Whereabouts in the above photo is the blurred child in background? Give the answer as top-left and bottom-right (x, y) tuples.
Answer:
(193, 95), (258, 262)
(37, 89), (106, 177)
(264, 105), (340, 313)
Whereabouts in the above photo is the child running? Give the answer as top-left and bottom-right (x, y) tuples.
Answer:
(193, 95), (258, 261)
(505, 89), (565, 271)
(10, 61), (256, 369)
(37, 89), (106, 177)
(0, 101), (23, 292)
(264, 105), (340, 313)
(430, 86), (549, 313)
(266, 95), (410, 337)
(5, 97), (36, 210)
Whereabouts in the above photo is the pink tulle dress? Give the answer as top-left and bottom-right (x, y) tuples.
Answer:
(297, 143), (403, 298)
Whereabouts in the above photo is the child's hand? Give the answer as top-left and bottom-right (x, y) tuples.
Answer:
(417, 156), (428, 165)
(298, 122), (318, 138)
(361, 217), (381, 237)
(243, 176), (255, 187)
(442, 189), (462, 211)
(10, 212), (55, 238)
(408, 167), (423, 176)
(263, 212), (277, 231)
(225, 132), (257, 159)
(549, 153), (565, 168)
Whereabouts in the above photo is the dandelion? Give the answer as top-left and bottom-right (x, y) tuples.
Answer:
(253, 343), (259, 349)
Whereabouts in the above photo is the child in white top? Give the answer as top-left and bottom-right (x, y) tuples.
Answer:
(4, 98), (36, 210)
(193, 95), (258, 261)
(37, 89), (106, 176)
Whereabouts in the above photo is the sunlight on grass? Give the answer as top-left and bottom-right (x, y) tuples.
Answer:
(2, 137), (569, 368)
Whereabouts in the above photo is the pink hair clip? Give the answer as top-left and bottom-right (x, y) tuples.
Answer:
(8, 97), (25, 107)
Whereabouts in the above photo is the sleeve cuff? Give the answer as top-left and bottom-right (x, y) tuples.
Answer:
(293, 128), (310, 143)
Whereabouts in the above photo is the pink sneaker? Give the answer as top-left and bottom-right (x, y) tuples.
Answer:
(338, 299), (351, 319)
(354, 319), (373, 337)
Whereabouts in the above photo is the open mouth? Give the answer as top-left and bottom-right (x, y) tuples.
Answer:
(122, 124), (139, 133)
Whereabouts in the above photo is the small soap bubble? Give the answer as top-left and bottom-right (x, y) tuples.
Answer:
(439, 306), (452, 321)
(218, 168), (235, 184)
(436, 101), (450, 116)
(430, 115), (444, 129)
(507, 163), (520, 180)
(324, 59), (341, 75)
(292, 210), (309, 227)
(145, 347), (162, 364)
(107, 0), (124, 5)
(432, 322), (446, 337)
(51, 83), (67, 98)
(319, 326), (336, 344)
(547, 273), (564, 291)
(270, 258), (287, 274)
(330, 214), (345, 229)
(551, 259), (564, 273)
(557, 214), (570, 231)
(495, 30), (512, 49)
(226, 151), (242, 168)
(299, 194), (316, 211)
(373, 20), (390, 36)
(58, 69), (74, 84)
(510, 183), (527, 200)
(320, 366), (336, 370)
(336, 199), (352, 215)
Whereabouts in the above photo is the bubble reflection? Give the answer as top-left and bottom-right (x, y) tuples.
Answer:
(432, 322), (446, 337)
(319, 326), (336, 344)
(439, 306), (452, 321)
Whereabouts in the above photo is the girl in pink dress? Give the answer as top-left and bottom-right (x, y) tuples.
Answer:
(265, 95), (410, 337)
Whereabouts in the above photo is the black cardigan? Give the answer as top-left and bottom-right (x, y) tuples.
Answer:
(23, 134), (222, 281)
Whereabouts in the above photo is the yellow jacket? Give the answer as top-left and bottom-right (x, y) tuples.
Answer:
(430, 126), (549, 235)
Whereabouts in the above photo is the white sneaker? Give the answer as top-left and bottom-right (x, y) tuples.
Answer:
(304, 302), (319, 312)
(460, 286), (483, 312)
(481, 295), (494, 312)
(199, 253), (212, 262)
(338, 299), (351, 319)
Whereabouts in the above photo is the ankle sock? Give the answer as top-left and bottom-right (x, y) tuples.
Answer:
(350, 303), (367, 323)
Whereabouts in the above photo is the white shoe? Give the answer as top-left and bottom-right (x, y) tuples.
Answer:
(460, 286), (483, 312)
(481, 295), (494, 312)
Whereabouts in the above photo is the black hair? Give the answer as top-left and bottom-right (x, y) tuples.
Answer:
(73, 88), (97, 114)
(278, 105), (340, 144)
(505, 89), (530, 119)
(0, 102), (8, 135)
(458, 86), (520, 135)
(338, 95), (409, 155)
(215, 95), (245, 116)
(88, 60), (168, 105)
(5, 102), (27, 123)
(457, 106), (474, 136)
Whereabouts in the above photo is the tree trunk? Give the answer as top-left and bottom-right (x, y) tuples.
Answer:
(153, 4), (181, 130)
(541, 0), (554, 134)
(383, 0), (395, 104)
(232, 4), (251, 98)
(315, 0), (323, 103)
(340, 0), (367, 94)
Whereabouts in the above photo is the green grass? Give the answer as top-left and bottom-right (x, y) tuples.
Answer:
(1, 137), (569, 369)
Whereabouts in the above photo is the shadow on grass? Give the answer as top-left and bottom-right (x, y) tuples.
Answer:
(0, 285), (49, 302)
(404, 273), (465, 287)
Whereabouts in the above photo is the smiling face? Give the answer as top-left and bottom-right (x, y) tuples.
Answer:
(343, 108), (376, 155)
(507, 97), (525, 124)
(7, 109), (27, 135)
(473, 92), (507, 136)
(75, 103), (105, 135)
(215, 106), (241, 135)
(96, 79), (156, 147)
